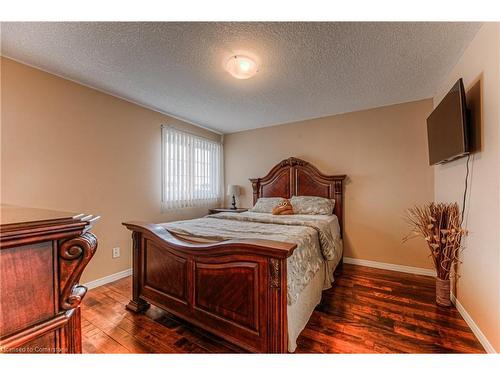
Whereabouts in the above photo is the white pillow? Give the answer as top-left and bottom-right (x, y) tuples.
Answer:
(290, 196), (335, 215)
(249, 197), (286, 213)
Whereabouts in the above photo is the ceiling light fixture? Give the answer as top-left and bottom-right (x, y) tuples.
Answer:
(225, 55), (258, 80)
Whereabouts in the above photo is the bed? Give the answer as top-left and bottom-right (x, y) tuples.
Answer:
(123, 157), (346, 353)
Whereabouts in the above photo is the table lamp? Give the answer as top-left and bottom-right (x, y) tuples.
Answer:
(227, 185), (241, 210)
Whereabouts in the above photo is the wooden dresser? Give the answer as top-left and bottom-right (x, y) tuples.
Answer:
(0, 205), (98, 354)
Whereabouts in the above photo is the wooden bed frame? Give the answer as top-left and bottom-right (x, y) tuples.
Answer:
(123, 157), (346, 353)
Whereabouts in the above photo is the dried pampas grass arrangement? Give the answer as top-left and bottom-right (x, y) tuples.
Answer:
(403, 202), (468, 306)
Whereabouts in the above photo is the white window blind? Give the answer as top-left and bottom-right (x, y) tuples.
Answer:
(161, 125), (223, 209)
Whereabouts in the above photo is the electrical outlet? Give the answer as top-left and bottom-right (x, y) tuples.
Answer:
(112, 247), (120, 259)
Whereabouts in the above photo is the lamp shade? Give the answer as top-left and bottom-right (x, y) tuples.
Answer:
(227, 185), (240, 197)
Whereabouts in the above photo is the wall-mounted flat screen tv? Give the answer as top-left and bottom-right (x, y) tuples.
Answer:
(426, 78), (470, 165)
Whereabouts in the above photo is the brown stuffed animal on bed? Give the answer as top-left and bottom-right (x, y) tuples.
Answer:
(272, 199), (294, 215)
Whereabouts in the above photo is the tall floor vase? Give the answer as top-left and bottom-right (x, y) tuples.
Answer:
(435, 278), (451, 307)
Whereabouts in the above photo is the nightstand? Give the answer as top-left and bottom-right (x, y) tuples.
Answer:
(209, 208), (248, 214)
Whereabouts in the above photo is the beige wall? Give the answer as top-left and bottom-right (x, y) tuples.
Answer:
(433, 23), (500, 352)
(0, 57), (222, 283)
(224, 99), (435, 269)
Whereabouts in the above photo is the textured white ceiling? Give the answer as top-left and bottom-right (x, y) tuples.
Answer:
(1, 22), (481, 133)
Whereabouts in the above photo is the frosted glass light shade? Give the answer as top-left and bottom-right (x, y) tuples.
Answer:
(225, 55), (258, 79)
(227, 185), (241, 197)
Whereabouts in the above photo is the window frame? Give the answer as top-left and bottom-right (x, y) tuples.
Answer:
(161, 125), (223, 210)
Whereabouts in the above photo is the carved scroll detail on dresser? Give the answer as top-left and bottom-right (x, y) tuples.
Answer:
(59, 232), (98, 310)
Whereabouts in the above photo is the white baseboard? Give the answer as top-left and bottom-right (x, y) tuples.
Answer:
(83, 268), (132, 290)
(343, 257), (436, 277)
(451, 294), (496, 353)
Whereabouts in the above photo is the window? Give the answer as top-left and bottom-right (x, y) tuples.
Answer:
(161, 125), (223, 209)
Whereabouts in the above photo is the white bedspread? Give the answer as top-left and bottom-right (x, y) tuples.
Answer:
(162, 211), (342, 305)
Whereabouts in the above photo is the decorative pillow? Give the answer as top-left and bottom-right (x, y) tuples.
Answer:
(290, 196), (335, 215)
(249, 197), (286, 213)
(272, 199), (294, 215)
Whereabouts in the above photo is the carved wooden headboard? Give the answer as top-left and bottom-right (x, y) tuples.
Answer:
(249, 157), (346, 236)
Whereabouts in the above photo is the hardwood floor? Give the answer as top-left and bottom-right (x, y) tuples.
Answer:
(80, 264), (484, 354)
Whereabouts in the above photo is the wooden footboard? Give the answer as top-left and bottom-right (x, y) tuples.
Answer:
(122, 221), (296, 353)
